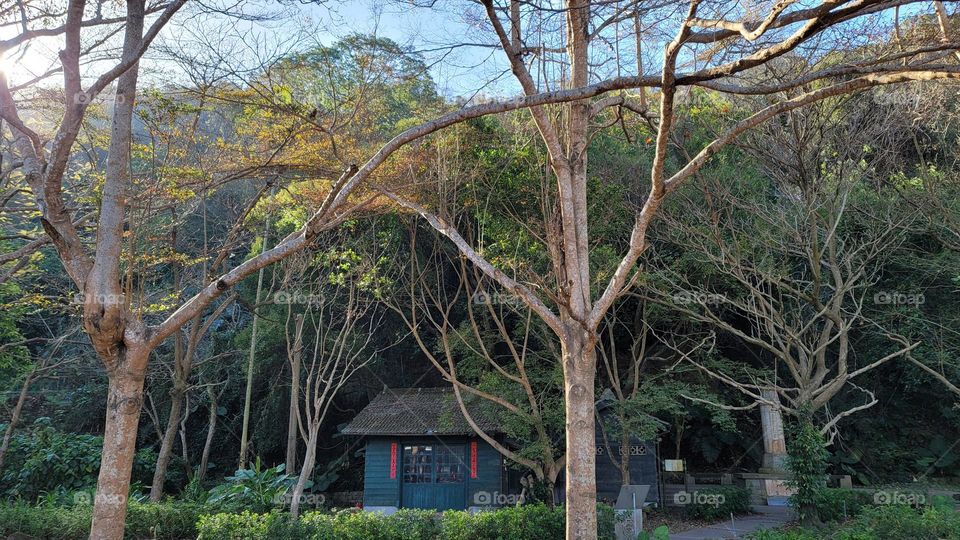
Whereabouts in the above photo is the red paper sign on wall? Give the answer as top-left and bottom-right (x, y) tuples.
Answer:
(470, 441), (478, 479)
(389, 442), (398, 479)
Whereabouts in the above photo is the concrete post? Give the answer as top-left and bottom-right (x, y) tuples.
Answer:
(759, 389), (793, 504)
(760, 389), (789, 472)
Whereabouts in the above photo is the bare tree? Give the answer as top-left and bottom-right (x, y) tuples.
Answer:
(642, 169), (920, 442)
(280, 250), (383, 518)
(386, 228), (567, 500)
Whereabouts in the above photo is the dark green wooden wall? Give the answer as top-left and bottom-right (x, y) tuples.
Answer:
(361, 437), (505, 510)
(362, 438), (400, 507)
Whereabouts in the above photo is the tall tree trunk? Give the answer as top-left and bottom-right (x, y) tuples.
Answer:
(0, 368), (34, 472)
(149, 387), (184, 501)
(562, 330), (597, 540)
(198, 385), (218, 482)
(286, 314), (304, 474)
(238, 206), (273, 469)
(89, 347), (149, 540)
(289, 427), (318, 519)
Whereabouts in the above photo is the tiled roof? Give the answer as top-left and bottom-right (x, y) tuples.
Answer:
(341, 387), (503, 436)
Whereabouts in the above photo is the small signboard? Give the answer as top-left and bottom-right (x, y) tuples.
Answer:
(663, 459), (685, 472)
(614, 485), (650, 510)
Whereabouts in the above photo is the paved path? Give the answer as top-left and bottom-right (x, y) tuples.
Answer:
(669, 506), (794, 539)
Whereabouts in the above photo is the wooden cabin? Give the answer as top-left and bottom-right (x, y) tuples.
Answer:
(342, 387), (660, 513)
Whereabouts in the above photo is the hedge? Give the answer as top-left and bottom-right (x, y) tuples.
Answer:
(750, 504), (960, 540)
(682, 486), (751, 521)
(0, 502), (204, 539)
(0, 502), (618, 540)
(197, 504), (620, 540)
(817, 488), (874, 522)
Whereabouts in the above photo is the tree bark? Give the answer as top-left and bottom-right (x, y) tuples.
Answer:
(149, 387), (184, 501)
(289, 427), (318, 519)
(0, 368), (33, 472)
(198, 384), (219, 482)
(619, 412), (631, 486)
(562, 329), (597, 540)
(238, 204), (274, 470)
(286, 314), (304, 474)
(89, 347), (149, 540)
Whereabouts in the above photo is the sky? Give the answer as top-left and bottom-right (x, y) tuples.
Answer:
(0, 0), (516, 99)
(0, 0), (939, 102)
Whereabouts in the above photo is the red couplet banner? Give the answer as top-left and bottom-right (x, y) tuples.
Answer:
(470, 441), (478, 479)
(390, 442), (398, 479)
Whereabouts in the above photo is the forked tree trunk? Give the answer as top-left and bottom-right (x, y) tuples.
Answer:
(89, 348), (149, 540)
(562, 330), (597, 540)
(289, 427), (318, 519)
(149, 387), (184, 501)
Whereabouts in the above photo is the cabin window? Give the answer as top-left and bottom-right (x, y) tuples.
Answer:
(401, 444), (466, 484)
(402, 445), (433, 484)
(435, 446), (465, 483)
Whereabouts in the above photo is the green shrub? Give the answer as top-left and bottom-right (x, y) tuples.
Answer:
(683, 486), (751, 521)
(197, 503), (619, 539)
(442, 504), (564, 540)
(748, 529), (821, 540)
(126, 502), (205, 539)
(197, 510), (278, 540)
(852, 504), (960, 540)
(0, 503), (91, 539)
(0, 419), (156, 501)
(206, 459), (298, 513)
(0, 501), (203, 539)
(785, 415), (829, 525)
(748, 501), (960, 540)
(818, 488), (873, 522)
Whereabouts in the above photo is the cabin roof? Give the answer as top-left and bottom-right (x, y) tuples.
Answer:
(341, 387), (504, 436)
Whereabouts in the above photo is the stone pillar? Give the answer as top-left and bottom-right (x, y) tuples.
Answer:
(759, 389), (793, 504)
(759, 389), (789, 473)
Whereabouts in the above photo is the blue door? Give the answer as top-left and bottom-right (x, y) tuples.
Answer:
(401, 444), (466, 510)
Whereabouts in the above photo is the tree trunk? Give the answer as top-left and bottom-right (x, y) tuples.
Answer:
(0, 368), (34, 472)
(562, 330), (597, 540)
(289, 427), (318, 519)
(89, 349), (149, 540)
(149, 388), (184, 501)
(179, 405), (192, 479)
(238, 200), (274, 470)
(286, 314), (303, 474)
(198, 385), (218, 482)
(619, 413), (631, 486)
